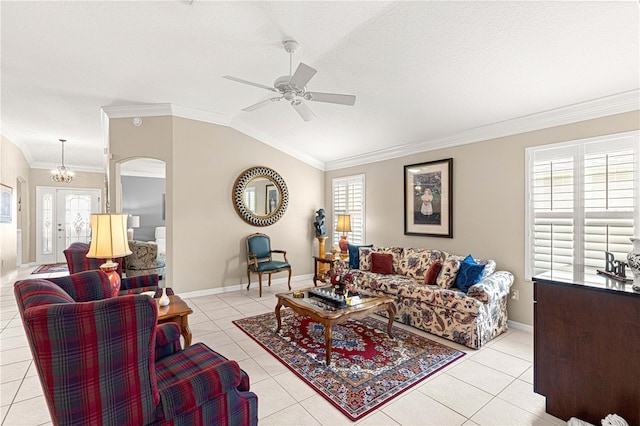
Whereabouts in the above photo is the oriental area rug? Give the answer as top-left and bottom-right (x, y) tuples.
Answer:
(31, 263), (69, 274)
(233, 310), (465, 421)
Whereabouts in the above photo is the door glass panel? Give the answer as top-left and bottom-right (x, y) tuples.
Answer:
(65, 194), (92, 246)
(42, 194), (53, 254)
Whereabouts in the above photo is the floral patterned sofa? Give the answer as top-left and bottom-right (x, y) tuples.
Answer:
(348, 246), (514, 349)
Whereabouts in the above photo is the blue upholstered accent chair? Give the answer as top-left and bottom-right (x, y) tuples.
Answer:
(246, 233), (291, 297)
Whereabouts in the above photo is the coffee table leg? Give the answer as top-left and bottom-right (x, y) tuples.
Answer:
(325, 325), (333, 366)
(275, 302), (283, 333)
(386, 302), (396, 338)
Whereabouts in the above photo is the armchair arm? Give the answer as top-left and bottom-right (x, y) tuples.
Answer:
(157, 355), (243, 419)
(467, 271), (514, 303)
(155, 323), (182, 361)
(272, 249), (288, 262)
(121, 274), (159, 291)
(248, 253), (259, 268)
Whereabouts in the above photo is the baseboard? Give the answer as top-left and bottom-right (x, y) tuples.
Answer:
(508, 320), (533, 333)
(177, 273), (313, 299)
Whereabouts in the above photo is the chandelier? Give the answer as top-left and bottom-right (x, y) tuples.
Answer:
(51, 139), (74, 183)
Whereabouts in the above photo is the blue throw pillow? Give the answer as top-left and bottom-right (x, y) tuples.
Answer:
(455, 254), (486, 293)
(348, 244), (373, 269)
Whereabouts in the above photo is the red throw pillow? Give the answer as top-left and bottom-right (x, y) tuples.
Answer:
(371, 253), (394, 274)
(424, 261), (442, 285)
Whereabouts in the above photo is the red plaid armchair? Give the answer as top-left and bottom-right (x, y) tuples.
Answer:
(14, 270), (258, 426)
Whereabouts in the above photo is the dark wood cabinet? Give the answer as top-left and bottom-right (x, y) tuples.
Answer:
(533, 269), (639, 426)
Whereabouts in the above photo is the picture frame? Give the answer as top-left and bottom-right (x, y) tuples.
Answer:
(0, 184), (13, 223)
(404, 158), (453, 238)
(265, 184), (278, 215)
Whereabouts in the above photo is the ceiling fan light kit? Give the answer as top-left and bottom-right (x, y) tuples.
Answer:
(223, 40), (356, 121)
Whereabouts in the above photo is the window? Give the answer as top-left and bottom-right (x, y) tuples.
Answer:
(525, 131), (639, 279)
(332, 174), (365, 247)
(244, 187), (256, 213)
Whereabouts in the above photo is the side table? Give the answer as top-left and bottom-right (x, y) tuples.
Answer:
(157, 295), (194, 347)
(313, 256), (339, 286)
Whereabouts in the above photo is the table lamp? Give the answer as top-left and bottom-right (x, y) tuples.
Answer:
(336, 214), (352, 258)
(127, 215), (140, 240)
(87, 214), (132, 297)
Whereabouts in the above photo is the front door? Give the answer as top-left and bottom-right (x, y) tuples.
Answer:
(36, 187), (101, 264)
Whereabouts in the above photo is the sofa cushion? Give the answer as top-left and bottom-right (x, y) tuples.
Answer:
(436, 257), (461, 289)
(359, 247), (403, 272)
(351, 270), (415, 296)
(455, 255), (486, 292)
(397, 248), (448, 280)
(371, 253), (394, 274)
(348, 244), (373, 269)
(424, 261), (442, 285)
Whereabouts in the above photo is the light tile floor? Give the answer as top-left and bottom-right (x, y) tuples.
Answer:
(0, 265), (564, 426)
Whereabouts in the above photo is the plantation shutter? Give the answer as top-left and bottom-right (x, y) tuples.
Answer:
(332, 174), (365, 247)
(526, 131), (638, 279)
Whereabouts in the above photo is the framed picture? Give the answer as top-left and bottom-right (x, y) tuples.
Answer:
(404, 158), (453, 237)
(265, 184), (278, 215)
(0, 184), (13, 223)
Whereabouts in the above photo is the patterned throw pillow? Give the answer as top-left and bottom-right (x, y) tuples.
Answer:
(371, 253), (394, 274)
(397, 248), (448, 280)
(455, 255), (486, 292)
(424, 261), (442, 285)
(348, 244), (373, 269)
(359, 247), (403, 272)
(436, 257), (461, 289)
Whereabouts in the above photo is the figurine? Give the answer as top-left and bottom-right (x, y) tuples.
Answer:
(314, 208), (327, 237)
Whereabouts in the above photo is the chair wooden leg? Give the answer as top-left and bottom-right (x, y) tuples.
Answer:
(287, 269), (292, 291)
(268, 274), (272, 287)
(246, 270), (251, 291)
(258, 272), (263, 297)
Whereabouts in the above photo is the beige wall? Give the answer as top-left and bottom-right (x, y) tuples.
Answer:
(325, 110), (640, 326)
(108, 116), (324, 293)
(0, 135), (30, 280)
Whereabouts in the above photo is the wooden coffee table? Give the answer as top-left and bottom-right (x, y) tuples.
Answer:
(157, 295), (193, 348)
(275, 287), (396, 366)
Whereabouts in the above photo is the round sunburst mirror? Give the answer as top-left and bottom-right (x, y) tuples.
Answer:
(232, 166), (289, 226)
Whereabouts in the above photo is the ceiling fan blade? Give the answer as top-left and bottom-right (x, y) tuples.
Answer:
(306, 92), (356, 106)
(292, 100), (316, 121)
(289, 63), (317, 89)
(223, 75), (278, 92)
(241, 97), (281, 112)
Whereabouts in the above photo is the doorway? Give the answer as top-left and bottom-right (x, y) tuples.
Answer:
(35, 186), (101, 264)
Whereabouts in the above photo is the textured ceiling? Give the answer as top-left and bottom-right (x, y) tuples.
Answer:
(1, 1), (638, 173)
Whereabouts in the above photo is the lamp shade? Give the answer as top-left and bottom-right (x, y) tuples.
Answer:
(130, 215), (140, 228)
(87, 214), (132, 259)
(335, 215), (352, 233)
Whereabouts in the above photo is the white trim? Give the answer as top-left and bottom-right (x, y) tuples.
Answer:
(325, 90), (640, 171)
(231, 120), (326, 170)
(99, 90), (638, 172)
(176, 274), (313, 299)
(507, 320), (533, 333)
(101, 104), (173, 119)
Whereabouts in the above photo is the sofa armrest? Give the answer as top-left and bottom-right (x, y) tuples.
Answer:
(467, 271), (514, 303)
(155, 323), (182, 360)
(157, 358), (243, 419)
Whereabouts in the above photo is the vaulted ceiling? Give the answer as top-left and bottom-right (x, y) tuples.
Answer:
(2, 1), (638, 173)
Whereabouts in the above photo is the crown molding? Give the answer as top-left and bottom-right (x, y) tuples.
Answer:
(230, 120), (326, 171)
(101, 103), (174, 118)
(171, 104), (231, 127)
(325, 89), (640, 171)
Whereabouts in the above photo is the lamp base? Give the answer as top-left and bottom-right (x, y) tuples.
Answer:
(100, 260), (121, 297)
(339, 235), (349, 258)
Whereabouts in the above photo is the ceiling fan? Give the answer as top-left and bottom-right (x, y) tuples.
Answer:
(223, 40), (356, 121)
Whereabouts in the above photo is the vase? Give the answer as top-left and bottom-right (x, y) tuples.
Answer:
(158, 288), (170, 306)
(627, 237), (640, 283)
